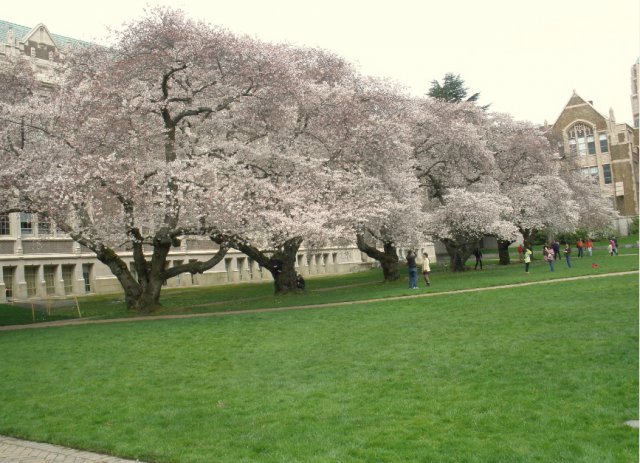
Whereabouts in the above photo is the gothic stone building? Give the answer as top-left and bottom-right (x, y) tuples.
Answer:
(547, 91), (639, 222)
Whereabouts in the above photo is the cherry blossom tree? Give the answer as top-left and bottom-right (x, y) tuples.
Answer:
(408, 106), (589, 269)
(559, 164), (619, 235)
(425, 188), (518, 271)
(408, 98), (501, 270)
(0, 8), (320, 311)
(488, 112), (616, 256)
(410, 99), (493, 199)
(485, 113), (579, 263)
(207, 50), (385, 293)
(350, 85), (428, 282)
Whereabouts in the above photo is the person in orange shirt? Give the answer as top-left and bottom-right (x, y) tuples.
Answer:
(576, 238), (584, 258)
(586, 238), (593, 257)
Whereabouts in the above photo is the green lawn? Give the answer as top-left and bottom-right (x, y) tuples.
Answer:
(0, 250), (637, 462)
(1, 244), (637, 325)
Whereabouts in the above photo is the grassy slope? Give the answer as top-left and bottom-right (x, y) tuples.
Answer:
(0, 273), (637, 462)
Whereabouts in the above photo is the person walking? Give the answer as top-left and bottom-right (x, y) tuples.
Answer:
(576, 238), (584, 258)
(611, 237), (619, 255)
(563, 243), (572, 268)
(524, 246), (532, 273)
(553, 240), (561, 260)
(544, 245), (555, 272)
(422, 252), (431, 287)
(517, 243), (524, 262)
(586, 238), (593, 257)
(406, 250), (418, 289)
(473, 248), (483, 270)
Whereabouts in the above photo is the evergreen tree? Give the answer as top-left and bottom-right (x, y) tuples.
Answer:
(427, 73), (488, 109)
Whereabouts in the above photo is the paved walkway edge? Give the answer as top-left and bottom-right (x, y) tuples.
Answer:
(0, 435), (145, 462)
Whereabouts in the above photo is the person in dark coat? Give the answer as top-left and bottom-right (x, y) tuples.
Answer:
(473, 248), (483, 270)
(406, 250), (418, 289)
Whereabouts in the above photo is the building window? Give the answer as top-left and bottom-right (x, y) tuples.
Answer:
(62, 265), (74, 295)
(82, 264), (93, 293)
(20, 212), (33, 236)
(3, 266), (15, 299)
(44, 265), (56, 296)
(567, 123), (594, 156)
(24, 266), (38, 297)
(599, 133), (609, 152)
(580, 167), (598, 183)
(173, 260), (183, 286)
(189, 259), (199, 285)
(602, 164), (612, 184)
(0, 214), (10, 235)
(587, 135), (595, 154)
(38, 215), (51, 236)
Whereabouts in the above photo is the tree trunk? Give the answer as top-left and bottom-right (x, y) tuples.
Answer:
(356, 233), (399, 281)
(94, 245), (162, 314)
(90, 231), (229, 314)
(520, 228), (536, 250)
(130, 277), (164, 313)
(442, 239), (474, 272)
(270, 237), (303, 294)
(497, 239), (513, 265)
(213, 235), (303, 295)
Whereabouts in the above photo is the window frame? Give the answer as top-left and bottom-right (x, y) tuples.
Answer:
(0, 213), (10, 236)
(602, 164), (612, 184)
(567, 123), (594, 157)
(599, 133), (609, 153)
(20, 212), (34, 236)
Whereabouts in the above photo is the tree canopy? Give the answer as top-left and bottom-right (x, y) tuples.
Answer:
(0, 9), (619, 309)
(427, 72), (490, 111)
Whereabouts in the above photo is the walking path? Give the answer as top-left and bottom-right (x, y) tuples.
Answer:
(1, 270), (637, 462)
(0, 435), (145, 463)
(1, 270), (637, 332)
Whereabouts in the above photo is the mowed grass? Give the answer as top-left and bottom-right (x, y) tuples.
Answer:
(1, 244), (637, 324)
(0, 272), (637, 462)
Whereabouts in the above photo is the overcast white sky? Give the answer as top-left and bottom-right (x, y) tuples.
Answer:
(2, 0), (639, 125)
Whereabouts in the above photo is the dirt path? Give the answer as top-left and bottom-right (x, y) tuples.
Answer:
(1, 270), (637, 332)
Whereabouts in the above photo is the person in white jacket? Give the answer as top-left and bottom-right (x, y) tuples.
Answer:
(422, 252), (431, 287)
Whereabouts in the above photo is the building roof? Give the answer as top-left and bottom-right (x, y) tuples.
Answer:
(0, 19), (91, 50)
(550, 90), (612, 128)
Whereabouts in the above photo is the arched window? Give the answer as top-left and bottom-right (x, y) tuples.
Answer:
(567, 123), (595, 156)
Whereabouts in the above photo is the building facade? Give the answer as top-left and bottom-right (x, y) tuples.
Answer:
(631, 59), (639, 129)
(0, 209), (385, 302)
(547, 91), (639, 221)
